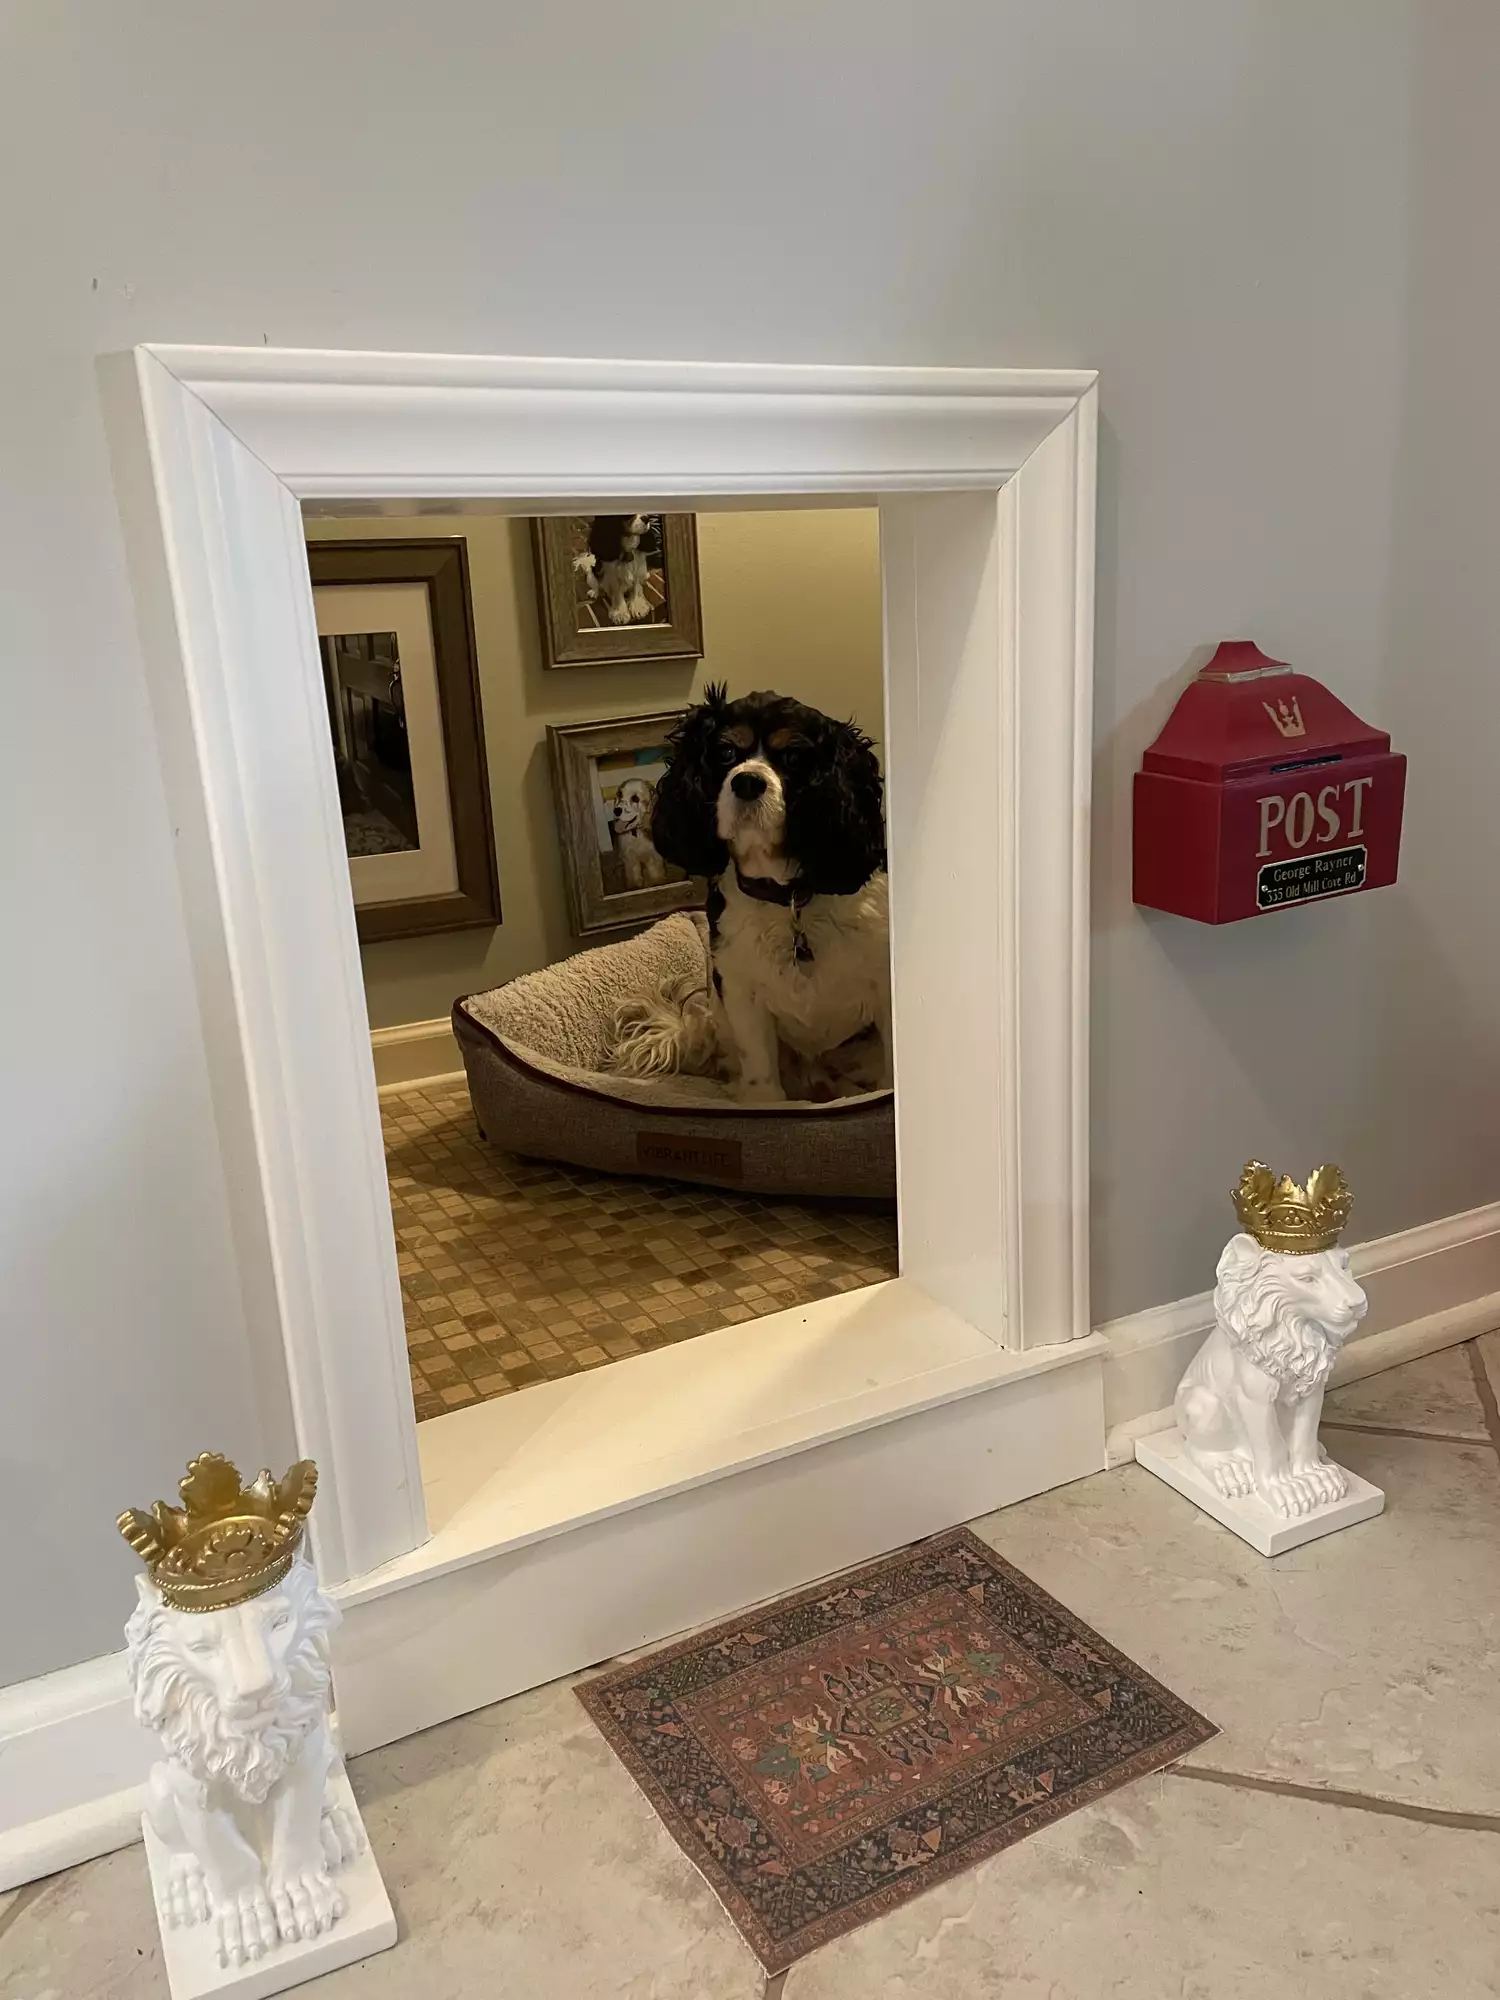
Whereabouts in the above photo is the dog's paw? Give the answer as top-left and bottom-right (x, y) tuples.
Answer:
(736, 1076), (786, 1105)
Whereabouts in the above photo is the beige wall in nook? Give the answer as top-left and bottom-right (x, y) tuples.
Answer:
(307, 509), (884, 1030)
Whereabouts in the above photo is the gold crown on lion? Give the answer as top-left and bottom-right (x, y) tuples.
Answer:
(1233, 1160), (1353, 1256)
(117, 1453), (318, 1613)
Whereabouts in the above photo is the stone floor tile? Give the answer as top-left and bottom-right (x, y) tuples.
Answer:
(1323, 1344), (1492, 1439)
(1474, 1330), (1500, 1424)
(11, 1424), (1500, 1996)
(0, 1853), (163, 1997)
(0, 1678), (762, 2000)
(783, 1772), (1500, 1998)
(971, 1433), (1500, 1811)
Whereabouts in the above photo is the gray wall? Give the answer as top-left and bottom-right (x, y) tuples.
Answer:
(5, 0), (1497, 1683)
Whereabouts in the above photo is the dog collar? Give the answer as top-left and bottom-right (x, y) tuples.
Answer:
(732, 866), (803, 908)
(731, 867), (814, 962)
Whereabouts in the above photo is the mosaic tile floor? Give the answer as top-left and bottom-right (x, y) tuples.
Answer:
(383, 1079), (900, 1421)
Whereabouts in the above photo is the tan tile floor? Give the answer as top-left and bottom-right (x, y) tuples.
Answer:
(383, 1080), (899, 1420)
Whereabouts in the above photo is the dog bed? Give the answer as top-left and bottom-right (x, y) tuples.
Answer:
(453, 914), (895, 1200)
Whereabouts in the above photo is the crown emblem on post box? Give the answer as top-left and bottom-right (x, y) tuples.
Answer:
(1261, 696), (1306, 739)
(1133, 641), (1407, 924)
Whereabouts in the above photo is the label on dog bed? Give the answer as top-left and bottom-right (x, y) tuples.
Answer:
(637, 1133), (744, 1181)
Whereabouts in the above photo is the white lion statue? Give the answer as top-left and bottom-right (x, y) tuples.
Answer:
(1175, 1231), (1368, 1518)
(120, 1455), (363, 1971)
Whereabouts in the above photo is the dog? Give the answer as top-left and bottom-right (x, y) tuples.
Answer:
(633, 684), (891, 1103)
(573, 514), (659, 625)
(609, 776), (669, 889)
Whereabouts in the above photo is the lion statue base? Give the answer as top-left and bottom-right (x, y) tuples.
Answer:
(125, 1554), (396, 1995)
(1135, 1233), (1386, 1557)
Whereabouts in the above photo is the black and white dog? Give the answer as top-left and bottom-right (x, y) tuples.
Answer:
(639, 684), (891, 1103)
(573, 513), (660, 624)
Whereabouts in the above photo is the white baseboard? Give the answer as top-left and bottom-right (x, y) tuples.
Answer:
(1102, 1201), (1500, 1465)
(332, 1330), (1106, 1755)
(370, 1016), (462, 1091)
(0, 1654), (147, 1892)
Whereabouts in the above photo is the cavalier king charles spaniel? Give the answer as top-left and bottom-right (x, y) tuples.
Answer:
(626, 684), (891, 1103)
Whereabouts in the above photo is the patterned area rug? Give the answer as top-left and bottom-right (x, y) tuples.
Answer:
(578, 1527), (1215, 1972)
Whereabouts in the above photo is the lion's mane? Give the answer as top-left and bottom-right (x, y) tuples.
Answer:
(125, 1556), (336, 1806)
(1212, 1234), (1356, 1397)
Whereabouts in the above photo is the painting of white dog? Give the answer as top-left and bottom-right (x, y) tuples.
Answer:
(593, 749), (679, 896)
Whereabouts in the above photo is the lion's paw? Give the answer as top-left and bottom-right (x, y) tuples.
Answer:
(1262, 1471), (1321, 1519)
(213, 1885), (277, 1968)
(161, 1852), (211, 1930)
(321, 1796), (366, 1870)
(1208, 1457), (1255, 1499)
(270, 1865), (347, 1944)
(1294, 1458), (1348, 1507)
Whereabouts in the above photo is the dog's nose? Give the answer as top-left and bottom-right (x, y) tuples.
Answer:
(731, 771), (767, 801)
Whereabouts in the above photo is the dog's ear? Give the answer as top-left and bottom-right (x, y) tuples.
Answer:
(785, 718), (886, 897)
(649, 690), (730, 877)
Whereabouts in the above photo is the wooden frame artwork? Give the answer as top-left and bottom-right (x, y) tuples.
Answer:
(306, 538), (501, 942)
(531, 513), (704, 667)
(547, 709), (703, 934)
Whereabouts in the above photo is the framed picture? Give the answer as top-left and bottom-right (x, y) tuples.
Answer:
(547, 710), (703, 935)
(307, 538), (501, 942)
(531, 513), (704, 668)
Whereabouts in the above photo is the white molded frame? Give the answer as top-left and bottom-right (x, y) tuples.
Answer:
(121, 348), (1098, 1598)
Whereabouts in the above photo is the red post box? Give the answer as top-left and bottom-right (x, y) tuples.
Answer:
(1133, 641), (1406, 924)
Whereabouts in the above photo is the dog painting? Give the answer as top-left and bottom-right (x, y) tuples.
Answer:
(532, 517), (704, 668)
(548, 712), (704, 934)
(573, 515), (664, 627)
(599, 767), (671, 892)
